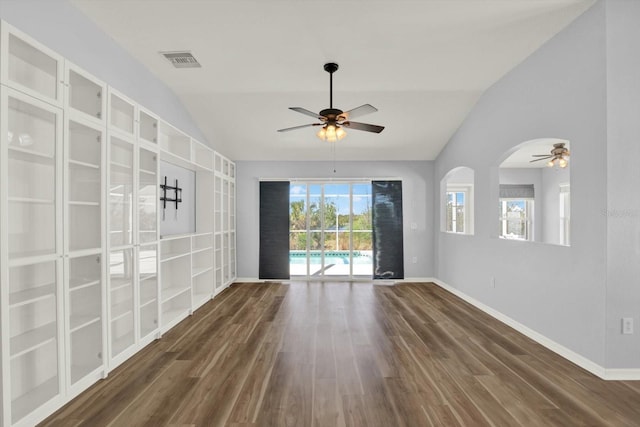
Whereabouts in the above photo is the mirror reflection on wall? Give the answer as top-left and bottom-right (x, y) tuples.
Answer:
(441, 167), (474, 235)
(499, 138), (570, 246)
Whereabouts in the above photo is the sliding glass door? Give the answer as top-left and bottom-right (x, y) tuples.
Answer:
(289, 182), (373, 278)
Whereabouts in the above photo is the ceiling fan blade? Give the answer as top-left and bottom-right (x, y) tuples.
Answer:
(531, 154), (553, 157)
(530, 156), (553, 163)
(342, 121), (384, 133)
(277, 123), (321, 132)
(289, 107), (324, 119)
(340, 104), (378, 120)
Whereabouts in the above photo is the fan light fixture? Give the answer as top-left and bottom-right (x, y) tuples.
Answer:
(277, 63), (384, 140)
(547, 156), (568, 168)
(530, 142), (569, 168)
(317, 123), (346, 142)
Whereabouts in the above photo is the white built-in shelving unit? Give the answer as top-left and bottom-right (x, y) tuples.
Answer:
(0, 20), (235, 427)
(215, 153), (236, 290)
(64, 62), (107, 402)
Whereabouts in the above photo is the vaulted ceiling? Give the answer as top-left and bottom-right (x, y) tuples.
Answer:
(70, 0), (594, 161)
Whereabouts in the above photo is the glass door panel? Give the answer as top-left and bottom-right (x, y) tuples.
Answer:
(68, 120), (102, 252)
(289, 182), (373, 278)
(7, 94), (58, 259)
(138, 148), (157, 244)
(109, 248), (134, 357)
(68, 254), (103, 384)
(109, 137), (134, 247)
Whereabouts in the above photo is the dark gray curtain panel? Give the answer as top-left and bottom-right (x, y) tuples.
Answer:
(372, 180), (404, 279)
(259, 181), (290, 279)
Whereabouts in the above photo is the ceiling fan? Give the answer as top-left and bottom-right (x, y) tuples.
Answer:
(277, 62), (384, 142)
(530, 142), (570, 168)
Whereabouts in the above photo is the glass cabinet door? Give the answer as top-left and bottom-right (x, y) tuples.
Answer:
(6, 91), (60, 259)
(109, 248), (134, 358)
(5, 28), (63, 105)
(138, 148), (157, 244)
(68, 254), (103, 384)
(109, 136), (134, 247)
(67, 120), (103, 252)
(8, 260), (61, 424)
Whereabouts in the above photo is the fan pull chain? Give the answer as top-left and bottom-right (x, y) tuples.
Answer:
(332, 141), (337, 173)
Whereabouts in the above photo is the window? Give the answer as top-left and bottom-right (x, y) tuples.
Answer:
(559, 184), (570, 246)
(446, 190), (466, 233)
(441, 167), (474, 235)
(499, 138), (570, 246)
(499, 199), (533, 240)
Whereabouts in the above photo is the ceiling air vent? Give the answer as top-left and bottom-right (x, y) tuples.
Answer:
(160, 51), (201, 68)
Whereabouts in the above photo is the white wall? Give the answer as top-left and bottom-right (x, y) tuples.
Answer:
(605, 0), (640, 368)
(541, 166), (570, 245)
(0, 0), (208, 144)
(236, 160), (434, 280)
(434, 1), (607, 366)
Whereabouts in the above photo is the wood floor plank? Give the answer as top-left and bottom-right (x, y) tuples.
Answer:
(40, 282), (640, 427)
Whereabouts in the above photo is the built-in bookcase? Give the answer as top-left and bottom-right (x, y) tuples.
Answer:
(0, 19), (234, 427)
(214, 153), (236, 287)
(192, 233), (214, 308)
(64, 62), (107, 402)
(1, 77), (65, 427)
(160, 236), (191, 329)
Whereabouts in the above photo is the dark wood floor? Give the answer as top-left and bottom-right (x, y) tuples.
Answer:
(42, 282), (640, 426)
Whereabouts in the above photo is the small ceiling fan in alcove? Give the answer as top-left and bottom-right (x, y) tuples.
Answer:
(530, 142), (570, 168)
(277, 62), (385, 142)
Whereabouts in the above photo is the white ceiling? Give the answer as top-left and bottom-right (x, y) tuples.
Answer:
(70, 0), (594, 161)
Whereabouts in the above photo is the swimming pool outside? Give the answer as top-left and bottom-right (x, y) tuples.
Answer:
(289, 250), (373, 276)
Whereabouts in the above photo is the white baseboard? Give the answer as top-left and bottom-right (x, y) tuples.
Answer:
(426, 278), (640, 381)
(602, 369), (640, 380)
(234, 277), (266, 283)
(395, 277), (435, 283)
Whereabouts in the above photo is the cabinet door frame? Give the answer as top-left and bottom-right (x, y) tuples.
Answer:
(0, 21), (65, 108)
(105, 128), (138, 370)
(1, 85), (66, 426)
(63, 69), (108, 392)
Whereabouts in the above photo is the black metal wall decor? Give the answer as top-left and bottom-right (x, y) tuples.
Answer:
(160, 176), (182, 220)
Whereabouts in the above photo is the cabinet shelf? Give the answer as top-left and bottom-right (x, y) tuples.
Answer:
(10, 321), (57, 359)
(191, 246), (213, 255)
(140, 297), (157, 310)
(111, 301), (133, 322)
(69, 158), (100, 169)
(161, 252), (190, 263)
(140, 167), (156, 175)
(110, 160), (133, 171)
(161, 307), (188, 326)
(70, 314), (101, 333)
(9, 196), (54, 204)
(162, 285), (190, 303)
(140, 273), (157, 283)
(9, 283), (55, 307)
(11, 375), (59, 424)
(192, 292), (210, 305)
(69, 278), (100, 291)
(8, 144), (54, 160)
(111, 332), (134, 357)
(69, 200), (100, 207)
(110, 278), (132, 292)
(192, 267), (213, 278)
